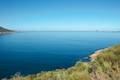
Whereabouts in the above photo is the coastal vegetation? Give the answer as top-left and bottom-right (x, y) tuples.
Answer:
(3, 45), (120, 80)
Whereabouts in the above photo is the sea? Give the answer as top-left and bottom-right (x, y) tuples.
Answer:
(0, 31), (120, 78)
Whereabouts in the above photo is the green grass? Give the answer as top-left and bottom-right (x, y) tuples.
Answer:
(3, 45), (120, 80)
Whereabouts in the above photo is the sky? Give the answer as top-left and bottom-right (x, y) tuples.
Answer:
(0, 0), (120, 31)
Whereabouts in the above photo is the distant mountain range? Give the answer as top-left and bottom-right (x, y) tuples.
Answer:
(0, 26), (13, 32)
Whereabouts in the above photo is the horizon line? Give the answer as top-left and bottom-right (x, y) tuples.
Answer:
(15, 30), (120, 32)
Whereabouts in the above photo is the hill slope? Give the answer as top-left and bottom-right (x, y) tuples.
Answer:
(0, 26), (13, 32)
(4, 45), (120, 80)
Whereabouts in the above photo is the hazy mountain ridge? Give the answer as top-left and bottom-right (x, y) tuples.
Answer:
(0, 26), (13, 32)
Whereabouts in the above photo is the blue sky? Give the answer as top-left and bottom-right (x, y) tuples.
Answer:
(0, 0), (120, 31)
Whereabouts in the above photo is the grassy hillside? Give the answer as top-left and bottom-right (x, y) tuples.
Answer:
(3, 45), (120, 80)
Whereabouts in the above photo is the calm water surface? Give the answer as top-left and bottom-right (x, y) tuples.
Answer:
(0, 32), (120, 78)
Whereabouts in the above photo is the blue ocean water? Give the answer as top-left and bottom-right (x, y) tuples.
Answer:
(0, 31), (120, 78)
